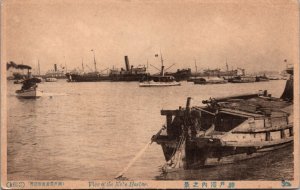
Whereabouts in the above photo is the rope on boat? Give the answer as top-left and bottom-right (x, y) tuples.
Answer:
(169, 133), (185, 159)
(115, 126), (166, 179)
(115, 141), (152, 179)
(162, 134), (186, 172)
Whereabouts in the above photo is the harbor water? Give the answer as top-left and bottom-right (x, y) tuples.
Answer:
(7, 80), (294, 180)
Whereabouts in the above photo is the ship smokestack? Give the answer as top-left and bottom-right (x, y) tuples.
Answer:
(124, 56), (130, 71)
(54, 64), (57, 72)
(161, 66), (165, 76)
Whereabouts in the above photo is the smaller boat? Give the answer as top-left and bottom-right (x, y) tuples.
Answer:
(255, 74), (269, 82)
(194, 77), (227, 84)
(139, 75), (181, 87)
(268, 75), (280, 80)
(187, 76), (201, 82)
(228, 76), (256, 83)
(139, 53), (181, 87)
(45, 77), (57, 82)
(15, 78), (43, 98)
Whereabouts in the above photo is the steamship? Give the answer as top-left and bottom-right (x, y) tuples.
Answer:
(152, 66), (294, 171)
(165, 68), (192, 81)
(66, 56), (149, 82)
(44, 64), (67, 79)
(188, 68), (239, 82)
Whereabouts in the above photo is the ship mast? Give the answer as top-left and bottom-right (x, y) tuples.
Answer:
(38, 59), (40, 75)
(194, 59), (198, 73)
(91, 49), (97, 72)
(160, 50), (164, 76)
(82, 58), (84, 72)
(147, 59), (149, 69)
(226, 58), (228, 72)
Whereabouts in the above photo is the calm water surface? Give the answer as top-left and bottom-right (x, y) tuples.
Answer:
(7, 80), (293, 180)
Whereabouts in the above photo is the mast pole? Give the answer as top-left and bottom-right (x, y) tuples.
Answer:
(92, 49), (97, 72)
(82, 58), (84, 72)
(38, 59), (40, 75)
(160, 50), (164, 76)
(226, 58), (228, 72)
(147, 59), (149, 69)
(160, 50), (164, 67)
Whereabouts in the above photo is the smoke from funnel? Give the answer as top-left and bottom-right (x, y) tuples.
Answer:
(7, 61), (32, 70)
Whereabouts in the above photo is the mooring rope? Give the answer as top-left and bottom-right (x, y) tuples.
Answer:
(115, 126), (165, 179)
(115, 141), (152, 179)
(169, 134), (185, 160)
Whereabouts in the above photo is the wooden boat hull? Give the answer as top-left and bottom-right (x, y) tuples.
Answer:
(16, 89), (43, 98)
(154, 68), (294, 172)
(157, 135), (293, 171)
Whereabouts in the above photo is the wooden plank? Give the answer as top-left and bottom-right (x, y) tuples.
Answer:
(220, 108), (263, 118)
(232, 124), (293, 133)
(193, 107), (216, 115)
(222, 136), (293, 147)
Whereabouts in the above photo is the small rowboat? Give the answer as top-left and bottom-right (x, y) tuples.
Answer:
(45, 77), (57, 82)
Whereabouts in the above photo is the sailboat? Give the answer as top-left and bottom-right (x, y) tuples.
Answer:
(139, 53), (181, 87)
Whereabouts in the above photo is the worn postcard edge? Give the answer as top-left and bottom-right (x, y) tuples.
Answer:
(0, 0), (299, 189)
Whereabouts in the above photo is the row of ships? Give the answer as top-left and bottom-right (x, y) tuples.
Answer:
(8, 55), (288, 85)
(64, 55), (288, 84)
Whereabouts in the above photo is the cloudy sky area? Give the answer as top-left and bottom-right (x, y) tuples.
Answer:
(2, 0), (299, 74)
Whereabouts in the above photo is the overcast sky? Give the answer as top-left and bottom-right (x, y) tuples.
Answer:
(2, 0), (299, 74)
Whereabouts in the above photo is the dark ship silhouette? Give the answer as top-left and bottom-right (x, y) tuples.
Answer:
(66, 56), (149, 82)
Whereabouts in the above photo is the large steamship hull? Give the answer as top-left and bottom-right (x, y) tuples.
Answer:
(66, 56), (149, 82)
(66, 73), (148, 82)
(66, 74), (110, 82)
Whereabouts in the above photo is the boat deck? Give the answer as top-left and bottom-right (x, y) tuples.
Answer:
(219, 96), (292, 114)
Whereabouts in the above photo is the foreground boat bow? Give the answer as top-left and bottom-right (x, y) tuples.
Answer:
(152, 68), (294, 171)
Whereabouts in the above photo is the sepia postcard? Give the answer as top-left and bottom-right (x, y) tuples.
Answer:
(1, 0), (299, 189)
